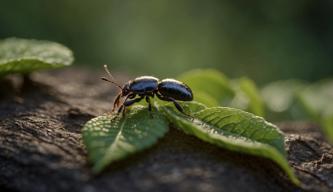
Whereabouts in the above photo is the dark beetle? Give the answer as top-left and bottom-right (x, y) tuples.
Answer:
(101, 65), (193, 114)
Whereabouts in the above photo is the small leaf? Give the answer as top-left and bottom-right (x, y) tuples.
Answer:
(297, 80), (333, 143)
(82, 106), (169, 173)
(320, 117), (333, 144)
(158, 102), (300, 185)
(261, 80), (307, 121)
(0, 38), (73, 76)
(261, 80), (305, 113)
(322, 117), (333, 144)
(231, 77), (265, 116)
(178, 69), (235, 106)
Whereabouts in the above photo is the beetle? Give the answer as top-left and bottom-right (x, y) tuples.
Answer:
(101, 65), (193, 114)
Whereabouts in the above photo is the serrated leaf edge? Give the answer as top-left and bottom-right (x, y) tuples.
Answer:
(159, 105), (300, 185)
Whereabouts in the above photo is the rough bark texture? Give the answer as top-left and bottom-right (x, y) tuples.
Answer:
(0, 68), (332, 192)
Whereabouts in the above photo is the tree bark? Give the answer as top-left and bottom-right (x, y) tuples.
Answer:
(0, 68), (332, 192)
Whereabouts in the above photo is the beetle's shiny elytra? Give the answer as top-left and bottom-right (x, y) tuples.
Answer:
(101, 65), (193, 114)
(158, 79), (193, 101)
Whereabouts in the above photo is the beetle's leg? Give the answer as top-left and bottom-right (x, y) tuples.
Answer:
(145, 95), (155, 118)
(155, 93), (193, 117)
(156, 93), (185, 114)
(168, 98), (194, 120)
(145, 96), (152, 111)
(148, 92), (154, 98)
(118, 96), (144, 113)
(128, 93), (136, 99)
(113, 93), (135, 112)
(156, 92), (171, 102)
(155, 92), (164, 100)
(112, 93), (122, 112)
(169, 98), (184, 114)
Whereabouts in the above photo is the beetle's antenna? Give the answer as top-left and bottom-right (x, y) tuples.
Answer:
(101, 65), (122, 90)
(100, 77), (122, 89)
(104, 64), (115, 79)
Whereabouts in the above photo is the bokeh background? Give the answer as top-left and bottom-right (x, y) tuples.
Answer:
(0, 0), (332, 84)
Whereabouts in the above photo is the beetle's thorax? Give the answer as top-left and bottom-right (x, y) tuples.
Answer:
(128, 76), (159, 94)
(134, 76), (159, 81)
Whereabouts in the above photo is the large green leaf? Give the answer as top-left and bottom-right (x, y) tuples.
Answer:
(297, 80), (333, 143)
(0, 38), (73, 76)
(82, 106), (169, 173)
(158, 102), (299, 185)
(178, 69), (235, 106)
(231, 77), (265, 116)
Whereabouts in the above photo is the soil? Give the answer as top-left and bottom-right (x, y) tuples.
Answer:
(0, 68), (332, 192)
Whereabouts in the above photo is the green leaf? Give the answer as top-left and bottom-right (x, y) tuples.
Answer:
(297, 80), (333, 143)
(158, 102), (300, 185)
(178, 69), (235, 106)
(82, 106), (169, 173)
(0, 38), (73, 76)
(231, 77), (265, 116)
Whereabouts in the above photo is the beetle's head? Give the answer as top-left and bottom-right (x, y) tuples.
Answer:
(121, 83), (130, 96)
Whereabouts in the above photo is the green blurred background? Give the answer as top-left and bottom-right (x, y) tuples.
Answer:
(0, 0), (332, 84)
